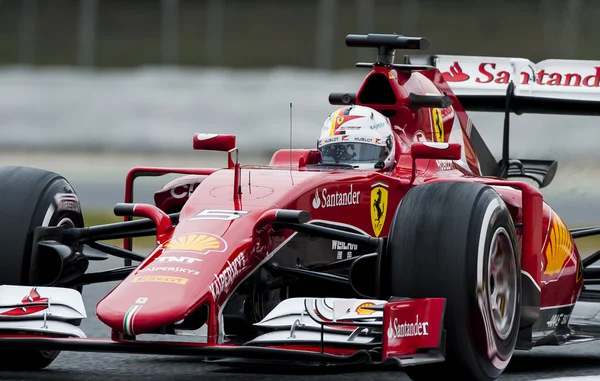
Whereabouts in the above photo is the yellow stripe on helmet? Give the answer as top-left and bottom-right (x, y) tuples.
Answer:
(328, 108), (343, 137)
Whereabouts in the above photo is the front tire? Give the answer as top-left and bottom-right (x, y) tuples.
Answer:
(0, 166), (85, 370)
(385, 182), (521, 381)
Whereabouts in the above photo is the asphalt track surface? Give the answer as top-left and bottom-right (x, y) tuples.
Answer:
(2, 154), (600, 380)
(2, 261), (600, 381)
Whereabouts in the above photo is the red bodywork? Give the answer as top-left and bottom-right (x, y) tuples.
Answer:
(93, 61), (581, 352)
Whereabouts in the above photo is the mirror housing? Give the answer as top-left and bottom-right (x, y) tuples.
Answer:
(193, 133), (236, 152)
(406, 142), (462, 185)
(411, 142), (461, 161)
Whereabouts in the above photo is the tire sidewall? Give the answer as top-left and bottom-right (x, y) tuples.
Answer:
(385, 183), (522, 381)
(27, 178), (84, 284)
(466, 190), (521, 378)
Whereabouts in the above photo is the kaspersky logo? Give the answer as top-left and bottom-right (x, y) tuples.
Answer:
(163, 233), (227, 255)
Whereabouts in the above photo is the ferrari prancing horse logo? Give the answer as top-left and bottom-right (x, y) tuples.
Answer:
(371, 183), (389, 237)
(432, 108), (444, 142)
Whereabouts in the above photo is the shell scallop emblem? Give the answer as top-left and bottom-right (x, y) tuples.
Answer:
(355, 302), (376, 315)
(163, 233), (227, 255)
(543, 214), (573, 276)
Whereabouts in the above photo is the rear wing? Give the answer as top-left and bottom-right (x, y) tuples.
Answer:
(405, 54), (600, 116)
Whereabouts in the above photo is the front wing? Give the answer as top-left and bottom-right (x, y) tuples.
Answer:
(0, 290), (446, 368)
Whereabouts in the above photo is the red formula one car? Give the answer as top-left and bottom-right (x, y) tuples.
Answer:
(2, 33), (600, 381)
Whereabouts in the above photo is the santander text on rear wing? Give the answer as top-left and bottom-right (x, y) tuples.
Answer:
(405, 54), (600, 115)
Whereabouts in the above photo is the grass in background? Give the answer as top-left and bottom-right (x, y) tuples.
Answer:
(83, 209), (156, 249)
(83, 209), (600, 257)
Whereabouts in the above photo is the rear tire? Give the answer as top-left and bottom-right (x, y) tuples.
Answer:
(0, 166), (85, 370)
(385, 182), (521, 381)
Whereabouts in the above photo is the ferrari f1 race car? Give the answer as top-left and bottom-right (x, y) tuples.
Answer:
(3, 33), (600, 381)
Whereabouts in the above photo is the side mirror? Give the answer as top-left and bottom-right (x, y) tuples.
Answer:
(193, 133), (236, 152)
(411, 142), (461, 161)
(405, 142), (462, 185)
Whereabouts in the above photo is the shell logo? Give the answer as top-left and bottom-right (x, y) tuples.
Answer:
(163, 233), (227, 255)
(355, 302), (376, 315)
(544, 215), (573, 276)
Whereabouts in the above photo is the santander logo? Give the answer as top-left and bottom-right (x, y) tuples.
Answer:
(387, 315), (430, 340)
(441, 59), (600, 88)
(311, 186), (361, 210)
(442, 62), (470, 82)
(312, 189), (321, 209)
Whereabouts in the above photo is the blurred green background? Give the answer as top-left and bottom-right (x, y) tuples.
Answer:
(0, 0), (590, 69)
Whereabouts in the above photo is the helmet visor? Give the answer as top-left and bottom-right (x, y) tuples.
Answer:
(319, 143), (388, 165)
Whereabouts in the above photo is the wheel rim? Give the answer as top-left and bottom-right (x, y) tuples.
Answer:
(487, 227), (517, 340)
(56, 217), (75, 229)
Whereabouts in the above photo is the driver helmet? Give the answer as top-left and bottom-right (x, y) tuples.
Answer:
(317, 105), (395, 170)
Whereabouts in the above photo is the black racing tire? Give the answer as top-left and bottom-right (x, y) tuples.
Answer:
(0, 166), (85, 371)
(385, 182), (521, 381)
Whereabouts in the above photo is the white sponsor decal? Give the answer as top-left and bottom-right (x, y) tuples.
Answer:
(370, 122), (385, 129)
(208, 252), (247, 300)
(424, 142), (450, 149)
(387, 314), (430, 340)
(394, 125), (407, 136)
(413, 130), (427, 142)
(319, 136), (342, 146)
(332, 240), (358, 251)
(332, 240), (357, 260)
(311, 185), (360, 209)
(156, 256), (202, 264)
(139, 266), (200, 276)
(170, 183), (199, 199)
(190, 209), (249, 221)
(436, 160), (454, 171)
(195, 133), (219, 140)
(342, 135), (384, 145)
(547, 313), (570, 328)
